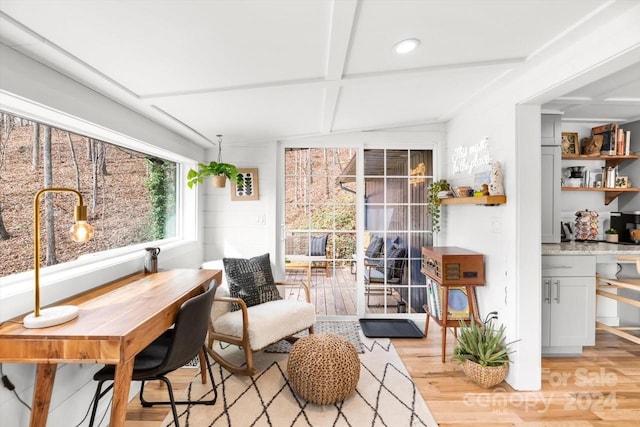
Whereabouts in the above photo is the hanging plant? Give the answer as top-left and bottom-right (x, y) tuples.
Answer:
(186, 161), (242, 189)
(186, 135), (243, 189)
(427, 179), (450, 232)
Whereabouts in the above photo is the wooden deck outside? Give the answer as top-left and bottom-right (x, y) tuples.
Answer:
(283, 265), (404, 315)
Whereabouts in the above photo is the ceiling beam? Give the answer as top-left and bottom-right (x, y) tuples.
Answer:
(320, 0), (358, 134)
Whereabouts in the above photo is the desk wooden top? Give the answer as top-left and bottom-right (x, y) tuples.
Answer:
(0, 268), (221, 364)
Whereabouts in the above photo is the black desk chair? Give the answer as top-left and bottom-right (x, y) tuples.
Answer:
(88, 280), (218, 427)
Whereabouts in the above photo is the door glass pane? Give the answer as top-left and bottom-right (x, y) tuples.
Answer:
(364, 149), (433, 315)
(284, 148), (357, 316)
(284, 147), (433, 317)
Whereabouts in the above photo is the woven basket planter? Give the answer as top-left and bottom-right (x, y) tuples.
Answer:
(462, 360), (508, 389)
(211, 175), (226, 188)
(287, 333), (360, 405)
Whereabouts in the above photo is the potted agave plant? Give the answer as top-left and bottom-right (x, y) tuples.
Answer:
(452, 311), (517, 388)
(187, 161), (243, 189)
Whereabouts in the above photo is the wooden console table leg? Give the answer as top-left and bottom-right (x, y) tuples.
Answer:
(466, 286), (480, 324)
(441, 286), (449, 363)
(424, 312), (430, 336)
(30, 363), (57, 427)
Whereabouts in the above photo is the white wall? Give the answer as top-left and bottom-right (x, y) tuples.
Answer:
(0, 46), (206, 426)
(441, 4), (640, 391)
(201, 141), (278, 271)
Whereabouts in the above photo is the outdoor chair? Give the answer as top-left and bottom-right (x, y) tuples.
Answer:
(88, 281), (218, 427)
(202, 256), (315, 376)
(285, 234), (331, 277)
(364, 244), (407, 308)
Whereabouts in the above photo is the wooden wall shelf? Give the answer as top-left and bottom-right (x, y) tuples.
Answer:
(561, 187), (640, 205)
(561, 154), (638, 168)
(439, 195), (506, 206)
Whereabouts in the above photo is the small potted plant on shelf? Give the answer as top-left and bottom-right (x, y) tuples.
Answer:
(452, 311), (517, 389)
(187, 161), (243, 189)
(427, 179), (450, 232)
(605, 228), (618, 243)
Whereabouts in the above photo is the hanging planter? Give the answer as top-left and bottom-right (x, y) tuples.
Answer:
(186, 135), (243, 189)
(211, 175), (227, 188)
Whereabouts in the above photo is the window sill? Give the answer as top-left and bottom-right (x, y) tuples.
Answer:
(0, 239), (199, 321)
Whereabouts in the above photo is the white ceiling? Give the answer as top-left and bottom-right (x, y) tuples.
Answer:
(0, 0), (639, 148)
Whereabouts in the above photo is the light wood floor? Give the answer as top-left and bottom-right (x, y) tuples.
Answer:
(124, 328), (640, 426)
(394, 328), (640, 426)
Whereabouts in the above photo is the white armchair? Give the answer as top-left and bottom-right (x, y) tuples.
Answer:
(201, 260), (315, 376)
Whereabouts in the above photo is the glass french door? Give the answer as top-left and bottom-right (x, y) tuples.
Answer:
(283, 147), (357, 316)
(282, 146), (433, 317)
(362, 149), (433, 315)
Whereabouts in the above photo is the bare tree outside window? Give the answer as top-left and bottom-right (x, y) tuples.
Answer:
(0, 111), (177, 277)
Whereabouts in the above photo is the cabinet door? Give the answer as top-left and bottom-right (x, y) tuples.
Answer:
(541, 146), (561, 243)
(541, 114), (561, 146)
(549, 277), (595, 346)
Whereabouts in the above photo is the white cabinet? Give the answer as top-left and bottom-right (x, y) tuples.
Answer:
(542, 255), (596, 355)
(541, 114), (562, 243)
(541, 114), (561, 146)
(541, 146), (561, 243)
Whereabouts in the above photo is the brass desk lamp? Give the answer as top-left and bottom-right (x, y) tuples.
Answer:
(23, 188), (94, 329)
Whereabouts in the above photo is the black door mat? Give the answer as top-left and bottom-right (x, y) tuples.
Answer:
(359, 319), (424, 338)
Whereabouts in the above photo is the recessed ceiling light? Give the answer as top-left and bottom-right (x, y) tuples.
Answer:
(393, 38), (420, 54)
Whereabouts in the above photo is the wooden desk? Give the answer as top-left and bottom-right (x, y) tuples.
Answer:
(0, 268), (221, 427)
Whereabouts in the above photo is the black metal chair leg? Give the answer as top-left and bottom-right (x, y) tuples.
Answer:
(139, 380), (153, 407)
(89, 380), (114, 427)
(161, 376), (180, 427)
(139, 347), (217, 407)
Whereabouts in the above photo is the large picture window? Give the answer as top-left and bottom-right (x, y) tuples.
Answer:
(0, 111), (177, 278)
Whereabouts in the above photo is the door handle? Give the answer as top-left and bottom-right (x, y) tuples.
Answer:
(543, 279), (551, 303)
(553, 279), (560, 303)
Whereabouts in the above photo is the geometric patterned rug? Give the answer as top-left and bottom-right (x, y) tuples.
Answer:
(162, 326), (438, 426)
(264, 320), (365, 353)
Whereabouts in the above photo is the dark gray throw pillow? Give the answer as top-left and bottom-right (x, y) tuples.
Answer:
(375, 244), (406, 280)
(223, 253), (282, 311)
(365, 236), (384, 258)
(309, 235), (328, 256)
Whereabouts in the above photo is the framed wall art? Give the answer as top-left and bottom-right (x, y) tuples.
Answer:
(561, 132), (580, 155)
(231, 168), (259, 201)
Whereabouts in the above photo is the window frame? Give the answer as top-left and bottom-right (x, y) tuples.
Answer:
(0, 92), (200, 321)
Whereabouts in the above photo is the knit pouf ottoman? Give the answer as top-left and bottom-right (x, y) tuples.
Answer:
(287, 333), (360, 405)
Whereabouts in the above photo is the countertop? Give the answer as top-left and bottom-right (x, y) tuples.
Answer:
(542, 241), (640, 255)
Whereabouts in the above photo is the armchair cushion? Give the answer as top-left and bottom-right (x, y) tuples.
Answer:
(213, 299), (316, 351)
(223, 253), (281, 311)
